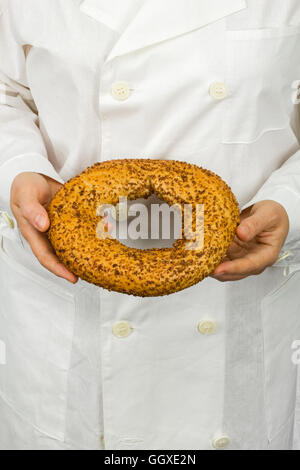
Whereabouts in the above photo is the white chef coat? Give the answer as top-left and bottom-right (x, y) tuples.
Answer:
(0, 0), (300, 450)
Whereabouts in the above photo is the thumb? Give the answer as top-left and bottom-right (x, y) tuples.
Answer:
(237, 206), (267, 242)
(20, 199), (50, 232)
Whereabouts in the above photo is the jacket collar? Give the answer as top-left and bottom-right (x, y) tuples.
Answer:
(80, 0), (247, 61)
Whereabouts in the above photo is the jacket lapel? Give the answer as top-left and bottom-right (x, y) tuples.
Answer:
(80, 0), (247, 61)
(80, 0), (143, 33)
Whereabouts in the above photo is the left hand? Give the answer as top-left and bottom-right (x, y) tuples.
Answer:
(211, 200), (289, 282)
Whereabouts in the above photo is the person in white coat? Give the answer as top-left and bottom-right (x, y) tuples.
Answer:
(0, 0), (300, 450)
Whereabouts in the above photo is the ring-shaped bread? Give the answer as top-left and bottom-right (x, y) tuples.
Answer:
(48, 159), (240, 296)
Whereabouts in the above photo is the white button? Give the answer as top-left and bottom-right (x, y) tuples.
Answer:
(198, 320), (217, 335)
(111, 203), (128, 222)
(209, 82), (229, 100)
(212, 436), (231, 449)
(1, 212), (15, 229)
(111, 81), (131, 101)
(112, 321), (133, 338)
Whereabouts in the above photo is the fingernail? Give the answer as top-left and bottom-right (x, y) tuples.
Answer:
(35, 214), (46, 230)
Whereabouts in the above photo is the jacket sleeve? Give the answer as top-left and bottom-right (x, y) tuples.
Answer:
(0, 4), (63, 213)
(241, 91), (300, 263)
(242, 82), (300, 270)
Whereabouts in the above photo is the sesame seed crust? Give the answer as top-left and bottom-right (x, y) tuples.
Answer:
(47, 159), (240, 297)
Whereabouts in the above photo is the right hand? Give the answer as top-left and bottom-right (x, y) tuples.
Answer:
(11, 172), (78, 283)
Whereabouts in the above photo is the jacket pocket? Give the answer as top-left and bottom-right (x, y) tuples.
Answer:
(261, 270), (300, 442)
(0, 235), (75, 441)
(223, 25), (300, 144)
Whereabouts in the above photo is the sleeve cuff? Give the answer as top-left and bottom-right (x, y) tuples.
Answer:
(0, 153), (64, 212)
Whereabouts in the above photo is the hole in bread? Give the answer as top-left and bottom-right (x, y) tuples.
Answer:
(98, 194), (182, 250)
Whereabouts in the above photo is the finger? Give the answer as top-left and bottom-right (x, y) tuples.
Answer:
(20, 219), (78, 283)
(11, 175), (51, 232)
(102, 216), (114, 234)
(210, 273), (247, 282)
(237, 215), (264, 242)
(213, 248), (276, 277)
(237, 204), (277, 242)
(12, 190), (50, 232)
(19, 199), (50, 232)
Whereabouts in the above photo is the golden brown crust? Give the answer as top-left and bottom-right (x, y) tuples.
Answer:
(48, 159), (240, 296)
